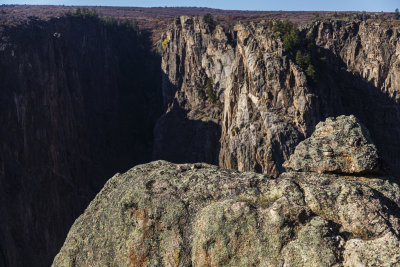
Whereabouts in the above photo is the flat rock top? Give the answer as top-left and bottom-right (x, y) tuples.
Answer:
(283, 115), (382, 174)
(53, 159), (400, 267)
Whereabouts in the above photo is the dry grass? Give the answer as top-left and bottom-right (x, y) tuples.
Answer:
(1, 5), (398, 46)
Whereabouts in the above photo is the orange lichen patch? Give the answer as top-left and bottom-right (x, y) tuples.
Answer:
(337, 151), (355, 172)
(128, 208), (151, 267)
(129, 246), (150, 267)
(193, 238), (211, 267)
(315, 125), (334, 137)
(133, 208), (150, 237)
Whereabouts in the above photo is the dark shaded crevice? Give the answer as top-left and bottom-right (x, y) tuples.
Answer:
(152, 99), (221, 165)
(291, 178), (307, 206)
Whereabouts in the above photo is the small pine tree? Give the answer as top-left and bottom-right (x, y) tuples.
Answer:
(199, 90), (206, 100)
(203, 13), (218, 31)
(205, 78), (216, 103)
(306, 64), (316, 81)
(282, 29), (300, 52)
(296, 50), (304, 68)
(395, 8), (400, 19)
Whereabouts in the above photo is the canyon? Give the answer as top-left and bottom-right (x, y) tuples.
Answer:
(0, 14), (162, 266)
(0, 9), (400, 266)
(158, 16), (400, 177)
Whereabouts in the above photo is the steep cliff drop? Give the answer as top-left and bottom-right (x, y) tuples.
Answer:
(2, 13), (400, 267)
(156, 16), (400, 179)
(53, 115), (400, 266)
(152, 16), (232, 165)
(0, 15), (162, 267)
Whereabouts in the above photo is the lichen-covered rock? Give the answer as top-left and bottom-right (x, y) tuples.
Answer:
(281, 217), (342, 266)
(53, 158), (400, 266)
(309, 20), (400, 177)
(343, 232), (400, 266)
(283, 115), (382, 174)
(282, 171), (400, 239)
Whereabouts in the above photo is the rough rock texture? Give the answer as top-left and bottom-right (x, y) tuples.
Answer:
(309, 20), (400, 178)
(219, 22), (317, 177)
(155, 17), (317, 175)
(53, 116), (400, 266)
(0, 16), (162, 267)
(284, 115), (381, 174)
(3, 14), (400, 267)
(152, 16), (234, 164)
(157, 17), (400, 179)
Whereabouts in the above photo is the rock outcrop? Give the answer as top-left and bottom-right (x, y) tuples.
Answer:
(3, 14), (400, 267)
(156, 16), (400, 179)
(284, 115), (382, 174)
(53, 116), (400, 266)
(152, 16), (234, 164)
(309, 19), (400, 177)
(219, 22), (316, 177)
(154, 17), (317, 175)
(0, 15), (162, 267)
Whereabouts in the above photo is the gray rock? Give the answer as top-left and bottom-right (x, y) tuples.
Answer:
(284, 115), (382, 174)
(158, 16), (400, 180)
(53, 145), (400, 266)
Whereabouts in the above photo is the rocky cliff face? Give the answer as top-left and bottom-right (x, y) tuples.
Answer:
(219, 22), (317, 177)
(3, 14), (400, 266)
(53, 115), (400, 266)
(0, 15), (162, 267)
(153, 16), (234, 164)
(156, 17), (400, 178)
(154, 17), (318, 176)
(309, 20), (400, 176)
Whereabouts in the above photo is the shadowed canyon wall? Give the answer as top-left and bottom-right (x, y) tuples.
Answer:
(1, 14), (400, 266)
(0, 15), (162, 266)
(156, 16), (400, 178)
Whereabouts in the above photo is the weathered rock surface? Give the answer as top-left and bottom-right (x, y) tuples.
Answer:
(309, 19), (400, 177)
(155, 17), (317, 175)
(152, 16), (233, 164)
(219, 22), (316, 177)
(3, 14), (400, 267)
(53, 116), (400, 267)
(284, 115), (381, 174)
(157, 17), (400, 179)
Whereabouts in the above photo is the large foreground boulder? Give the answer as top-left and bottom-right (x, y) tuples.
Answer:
(283, 115), (382, 174)
(53, 116), (400, 266)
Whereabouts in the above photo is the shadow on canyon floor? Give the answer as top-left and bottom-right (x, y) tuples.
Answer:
(152, 73), (221, 165)
(152, 102), (222, 165)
